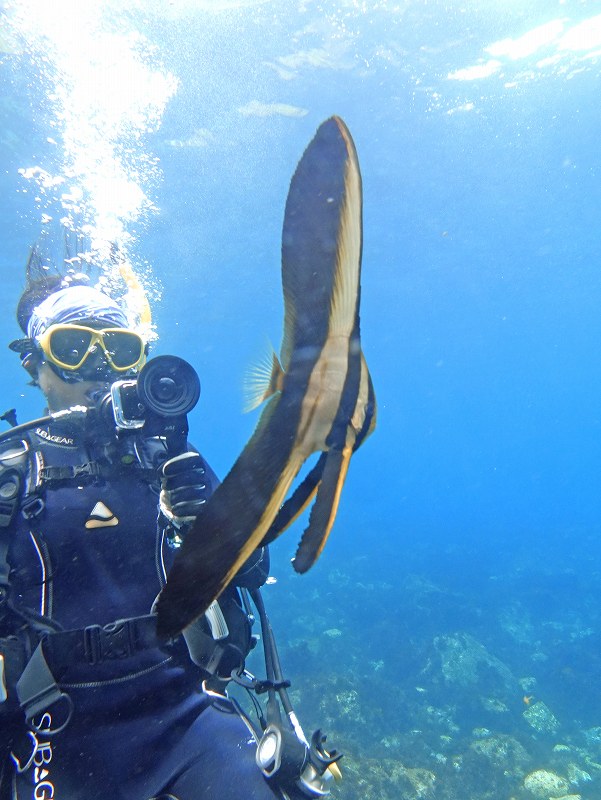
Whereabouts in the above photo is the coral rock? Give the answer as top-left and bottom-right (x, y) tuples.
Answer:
(523, 769), (570, 798)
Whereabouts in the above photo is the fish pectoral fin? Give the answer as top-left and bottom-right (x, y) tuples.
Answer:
(262, 452), (327, 545)
(292, 445), (353, 574)
(243, 345), (286, 412)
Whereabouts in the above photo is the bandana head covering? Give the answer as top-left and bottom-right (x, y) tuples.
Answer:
(10, 286), (136, 385)
(27, 285), (129, 339)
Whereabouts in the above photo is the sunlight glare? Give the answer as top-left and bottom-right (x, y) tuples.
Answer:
(7, 0), (177, 268)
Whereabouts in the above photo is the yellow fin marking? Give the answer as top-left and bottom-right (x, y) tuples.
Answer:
(218, 452), (304, 593)
(329, 139), (362, 337)
(315, 446), (353, 561)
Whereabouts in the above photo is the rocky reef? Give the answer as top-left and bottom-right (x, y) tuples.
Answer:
(251, 535), (601, 800)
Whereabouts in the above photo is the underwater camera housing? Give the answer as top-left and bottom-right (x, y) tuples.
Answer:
(100, 355), (200, 447)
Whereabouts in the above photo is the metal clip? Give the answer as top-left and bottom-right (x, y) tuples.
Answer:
(21, 496), (45, 520)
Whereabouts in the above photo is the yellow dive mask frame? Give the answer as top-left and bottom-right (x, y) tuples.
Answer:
(36, 323), (147, 373)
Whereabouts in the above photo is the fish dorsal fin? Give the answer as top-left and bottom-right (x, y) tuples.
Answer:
(329, 127), (362, 337)
(243, 345), (286, 413)
(280, 116), (363, 365)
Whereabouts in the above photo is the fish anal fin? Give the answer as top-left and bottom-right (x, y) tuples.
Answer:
(208, 450), (305, 598)
(292, 445), (352, 574)
(157, 446), (305, 638)
(243, 345), (285, 412)
(262, 452), (327, 546)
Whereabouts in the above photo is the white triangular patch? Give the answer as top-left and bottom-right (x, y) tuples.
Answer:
(85, 501), (119, 529)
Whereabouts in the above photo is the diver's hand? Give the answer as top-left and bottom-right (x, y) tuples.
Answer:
(159, 451), (209, 527)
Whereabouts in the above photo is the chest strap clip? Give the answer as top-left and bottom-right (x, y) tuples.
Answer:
(43, 614), (163, 670)
(39, 463), (103, 483)
(84, 617), (150, 665)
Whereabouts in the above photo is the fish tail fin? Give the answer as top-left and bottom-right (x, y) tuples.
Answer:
(243, 344), (285, 412)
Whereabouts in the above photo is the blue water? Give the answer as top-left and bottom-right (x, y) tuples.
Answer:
(2, 2), (601, 798)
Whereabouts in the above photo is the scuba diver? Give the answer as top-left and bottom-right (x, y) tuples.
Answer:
(0, 243), (340, 800)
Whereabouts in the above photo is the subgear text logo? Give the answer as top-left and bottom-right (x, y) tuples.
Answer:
(35, 428), (75, 447)
(30, 712), (55, 800)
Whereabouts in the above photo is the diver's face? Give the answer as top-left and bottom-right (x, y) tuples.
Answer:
(37, 362), (115, 412)
(34, 320), (145, 411)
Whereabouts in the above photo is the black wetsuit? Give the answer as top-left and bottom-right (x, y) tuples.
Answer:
(0, 415), (278, 800)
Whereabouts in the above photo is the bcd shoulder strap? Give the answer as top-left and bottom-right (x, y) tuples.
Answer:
(0, 436), (30, 603)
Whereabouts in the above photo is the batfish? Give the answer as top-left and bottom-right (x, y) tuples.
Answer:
(156, 115), (376, 639)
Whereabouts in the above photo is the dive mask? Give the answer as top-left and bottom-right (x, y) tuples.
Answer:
(35, 323), (147, 374)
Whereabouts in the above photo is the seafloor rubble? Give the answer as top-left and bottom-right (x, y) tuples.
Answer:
(249, 532), (601, 800)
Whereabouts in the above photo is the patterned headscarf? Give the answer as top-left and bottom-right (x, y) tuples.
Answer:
(27, 286), (129, 339)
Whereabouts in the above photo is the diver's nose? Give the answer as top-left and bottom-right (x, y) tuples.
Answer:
(87, 344), (107, 364)
(82, 344), (113, 379)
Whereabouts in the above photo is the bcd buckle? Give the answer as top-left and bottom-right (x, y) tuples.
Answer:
(83, 619), (136, 665)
